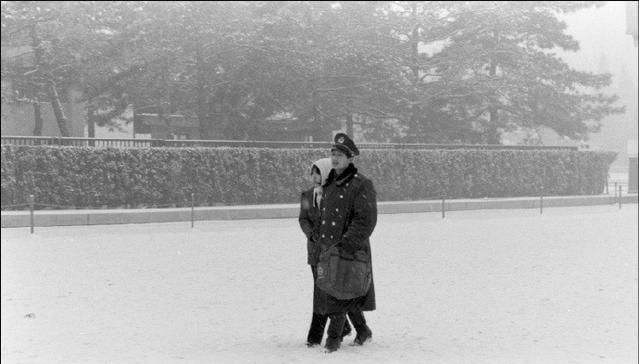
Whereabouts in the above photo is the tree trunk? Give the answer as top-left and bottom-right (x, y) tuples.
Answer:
(87, 104), (96, 146)
(30, 25), (45, 136)
(409, 3), (421, 141)
(30, 24), (70, 137)
(410, 3), (420, 87)
(487, 58), (500, 144)
(47, 80), (71, 137)
(346, 113), (354, 137)
(32, 100), (43, 136)
(487, 108), (500, 144)
(196, 42), (209, 139)
(311, 78), (324, 139)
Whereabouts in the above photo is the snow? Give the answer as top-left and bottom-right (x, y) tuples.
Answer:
(2, 205), (637, 364)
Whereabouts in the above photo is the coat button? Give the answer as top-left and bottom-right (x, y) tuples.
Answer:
(335, 208), (339, 212)
(322, 220), (325, 224)
(330, 235), (333, 239)
(331, 221), (336, 226)
(322, 234), (325, 238)
(340, 195), (343, 198)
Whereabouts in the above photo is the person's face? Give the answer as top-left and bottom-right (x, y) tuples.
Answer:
(331, 150), (351, 172)
(311, 169), (321, 186)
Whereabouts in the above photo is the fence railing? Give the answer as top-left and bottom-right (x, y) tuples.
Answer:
(1, 136), (579, 151)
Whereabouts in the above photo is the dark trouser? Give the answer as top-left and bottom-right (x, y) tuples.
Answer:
(307, 313), (327, 344)
(307, 266), (352, 344)
(326, 310), (367, 339)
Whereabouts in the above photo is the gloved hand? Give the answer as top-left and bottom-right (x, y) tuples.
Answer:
(339, 240), (358, 255)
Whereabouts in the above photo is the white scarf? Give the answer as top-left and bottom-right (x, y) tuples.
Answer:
(313, 186), (323, 208)
(311, 158), (333, 209)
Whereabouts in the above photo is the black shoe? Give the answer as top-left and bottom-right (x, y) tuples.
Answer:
(340, 322), (352, 341)
(352, 327), (372, 346)
(306, 341), (321, 348)
(324, 337), (341, 353)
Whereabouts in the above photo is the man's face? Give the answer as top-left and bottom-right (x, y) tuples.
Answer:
(331, 150), (351, 171)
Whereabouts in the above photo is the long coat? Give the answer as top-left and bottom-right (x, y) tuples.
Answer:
(316, 163), (377, 314)
(298, 187), (328, 314)
(298, 187), (321, 266)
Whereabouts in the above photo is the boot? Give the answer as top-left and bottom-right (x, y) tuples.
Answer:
(324, 336), (341, 353)
(352, 326), (372, 346)
(324, 314), (346, 353)
(348, 310), (372, 346)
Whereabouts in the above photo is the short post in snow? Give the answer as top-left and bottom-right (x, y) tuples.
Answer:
(191, 193), (195, 228)
(540, 186), (544, 214)
(29, 194), (35, 234)
(618, 185), (622, 209)
(605, 174), (609, 194)
(441, 194), (446, 219)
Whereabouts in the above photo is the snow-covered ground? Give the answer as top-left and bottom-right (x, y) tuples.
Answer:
(2, 205), (637, 364)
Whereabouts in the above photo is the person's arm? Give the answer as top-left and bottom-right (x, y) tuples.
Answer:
(298, 192), (314, 239)
(339, 179), (377, 253)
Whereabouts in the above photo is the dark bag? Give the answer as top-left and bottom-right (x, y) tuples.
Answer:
(316, 245), (372, 300)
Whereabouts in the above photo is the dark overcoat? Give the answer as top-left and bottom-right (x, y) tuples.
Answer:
(298, 187), (321, 266)
(298, 187), (326, 314)
(316, 163), (377, 314)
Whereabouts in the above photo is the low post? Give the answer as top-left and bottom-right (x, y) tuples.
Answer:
(618, 185), (622, 209)
(29, 194), (34, 234)
(540, 195), (544, 214)
(605, 174), (609, 194)
(191, 193), (195, 228)
(441, 195), (446, 219)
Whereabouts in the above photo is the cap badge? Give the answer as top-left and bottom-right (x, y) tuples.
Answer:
(337, 137), (345, 143)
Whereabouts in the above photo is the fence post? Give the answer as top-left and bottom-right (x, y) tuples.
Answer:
(605, 174), (609, 194)
(618, 185), (622, 209)
(29, 194), (35, 234)
(191, 193), (195, 228)
(441, 195), (446, 219)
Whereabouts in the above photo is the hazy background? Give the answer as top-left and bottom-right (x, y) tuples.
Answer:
(90, 1), (638, 171)
(558, 1), (638, 170)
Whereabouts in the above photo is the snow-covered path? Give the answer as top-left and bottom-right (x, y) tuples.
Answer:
(2, 205), (637, 364)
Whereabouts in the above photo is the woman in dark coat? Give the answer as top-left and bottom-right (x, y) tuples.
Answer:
(298, 158), (352, 347)
(317, 133), (377, 352)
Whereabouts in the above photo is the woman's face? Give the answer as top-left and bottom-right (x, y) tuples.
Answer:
(311, 169), (322, 186)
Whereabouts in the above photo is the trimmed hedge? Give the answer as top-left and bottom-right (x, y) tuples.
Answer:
(1, 145), (616, 209)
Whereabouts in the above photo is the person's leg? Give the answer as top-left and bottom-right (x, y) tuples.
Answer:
(324, 313), (346, 352)
(341, 316), (352, 340)
(348, 310), (372, 345)
(306, 313), (327, 346)
(306, 266), (327, 346)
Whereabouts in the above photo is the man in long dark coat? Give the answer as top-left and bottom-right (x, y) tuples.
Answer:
(317, 133), (377, 353)
(298, 158), (353, 347)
